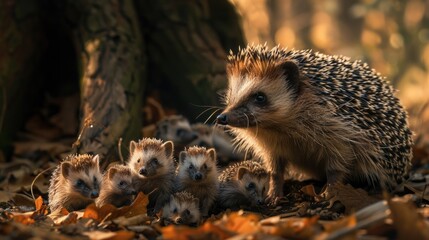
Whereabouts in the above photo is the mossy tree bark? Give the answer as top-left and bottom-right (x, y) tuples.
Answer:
(69, 0), (145, 163)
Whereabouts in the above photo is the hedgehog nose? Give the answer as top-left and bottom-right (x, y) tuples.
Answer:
(216, 114), (228, 125)
(194, 173), (202, 180)
(90, 191), (99, 199)
(139, 167), (147, 176)
(175, 217), (183, 224)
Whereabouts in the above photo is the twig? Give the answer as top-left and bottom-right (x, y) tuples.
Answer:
(31, 166), (55, 201)
(118, 137), (124, 165)
(72, 117), (95, 152)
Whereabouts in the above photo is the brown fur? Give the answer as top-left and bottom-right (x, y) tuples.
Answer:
(96, 165), (136, 207)
(48, 154), (102, 213)
(218, 45), (413, 201)
(127, 138), (175, 213)
(176, 146), (219, 216)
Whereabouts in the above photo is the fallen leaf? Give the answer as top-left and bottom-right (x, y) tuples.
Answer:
(318, 183), (380, 213)
(54, 212), (78, 226)
(34, 196), (44, 211)
(13, 214), (35, 225)
(261, 216), (321, 239)
(112, 214), (152, 226)
(221, 212), (261, 234)
(388, 195), (429, 240)
(83, 192), (148, 222)
(162, 221), (234, 240)
(83, 230), (134, 240)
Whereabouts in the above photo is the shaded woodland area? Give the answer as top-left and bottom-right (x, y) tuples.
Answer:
(1, 0), (429, 239)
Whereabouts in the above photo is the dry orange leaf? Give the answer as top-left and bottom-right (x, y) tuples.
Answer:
(262, 216), (321, 239)
(162, 222), (234, 240)
(34, 196), (44, 211)
(55, 212), (78, 226)
(83, 192), (148, 222)
(83, 230), (135, 240)
(388, 196), (429, 240)
(222, 212), (261, 234)
(13, 214), (35, 225)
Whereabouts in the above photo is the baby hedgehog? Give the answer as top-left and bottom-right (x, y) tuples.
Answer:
(48, 154), (102, 213)
(128, 138), (175, 213)
(176, 146), (219, 216)
(190, 123), (245, 165)
(162, 191), (201, 226)
(217, 44), (413, 202)
(218, 160), (269, 210)
(96, 165), (136, 208)
(155, 115), (198, 155)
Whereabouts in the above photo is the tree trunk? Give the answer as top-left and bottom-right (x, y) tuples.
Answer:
(0, 0), (47, 159)
(135, 0), (244, 121)
(69, 0), (145, 163)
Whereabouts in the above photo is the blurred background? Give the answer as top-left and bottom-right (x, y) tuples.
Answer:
(232, 0), (429, 108)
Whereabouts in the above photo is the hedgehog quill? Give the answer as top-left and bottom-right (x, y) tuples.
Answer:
(216, 44), (413, 204)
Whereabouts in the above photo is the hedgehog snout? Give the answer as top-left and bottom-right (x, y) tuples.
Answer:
(139, 167), (148, 176)
(216, 113), (228, 125)
(194, 172), (203, 181)
(90, 190), (99, 199)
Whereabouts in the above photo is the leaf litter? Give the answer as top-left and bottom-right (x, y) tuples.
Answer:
(0, 95), (428, 239)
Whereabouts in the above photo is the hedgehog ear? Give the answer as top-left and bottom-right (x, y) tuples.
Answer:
(237, 167), (248, 180)
(207, 148), (216, 162)
(129, 141), (138, 154)
(193, 198), (199, 207)
(179, 151), (187, 163)
(108, 167), (118, 180)
(92, 155), (100, 167)
(278, 60), (300, 93)
(61, 162), (72, 178)
(163, 141), (174, 159)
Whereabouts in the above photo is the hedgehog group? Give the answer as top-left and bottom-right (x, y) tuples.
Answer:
(48, 44), (413, 226)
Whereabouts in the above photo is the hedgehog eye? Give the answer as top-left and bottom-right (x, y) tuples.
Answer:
(254, 92), (267, 104)
(119, 181), (126, 187)
(176, 129), (184, 137)
(173, 208), (178, 214)
(137, 158), (141, 163)
(188, 164), (194, 170)
(202, 164), (208, 170)
(184, 209), (191, 216)
(152, 158), (159, 164)
(247, 182), (256, 190)
(76, 179), (85, 187)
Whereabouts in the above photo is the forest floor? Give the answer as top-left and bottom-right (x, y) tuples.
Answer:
(0, 95), (428, 240)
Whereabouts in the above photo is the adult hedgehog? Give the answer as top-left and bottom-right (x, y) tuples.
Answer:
(216, 44), (413, 203)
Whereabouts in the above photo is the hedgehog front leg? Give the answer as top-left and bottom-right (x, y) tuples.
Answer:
(267, 158), (287, 205)
(319, 169), (346, 200)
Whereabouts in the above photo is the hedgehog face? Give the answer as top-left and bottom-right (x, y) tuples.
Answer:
(237, 167), (269, 206)
(217, 57), (301, 129)
(163, 195), (200, 226)
(62, 155), (102, 199)
(107, 166), (136, 196)
(178, 148), (217, 182)
(128, 140), (174, 178)
(188, 124), (214, 148)
(155, 115), (198, 144)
